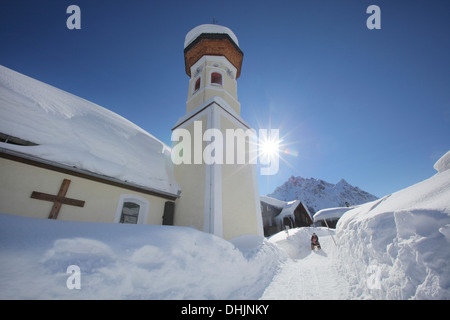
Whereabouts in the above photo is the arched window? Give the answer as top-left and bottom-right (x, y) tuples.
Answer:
(114, 195), (149, 224)
(211, 72), (222, 85)
(120, 201), (140, 224)
(193, 77), (201, 93)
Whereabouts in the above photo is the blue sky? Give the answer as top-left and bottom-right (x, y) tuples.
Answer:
(1, 0), (449, 198)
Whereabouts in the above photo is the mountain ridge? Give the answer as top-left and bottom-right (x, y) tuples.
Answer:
(267, 176), (378, 214)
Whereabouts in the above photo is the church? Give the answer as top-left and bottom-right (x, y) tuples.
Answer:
(0, 24), (264, 240)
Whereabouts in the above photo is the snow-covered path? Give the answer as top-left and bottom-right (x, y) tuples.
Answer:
(261, 227), (350, 300)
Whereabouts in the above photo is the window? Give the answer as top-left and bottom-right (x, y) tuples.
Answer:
(193, 77), (201, 93)
(114, 195), (149, 224)
(211, 72), (222, 85)
(120, 201), (140, 224)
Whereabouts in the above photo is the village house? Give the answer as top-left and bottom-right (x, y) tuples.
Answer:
(260, 196), (314, 237)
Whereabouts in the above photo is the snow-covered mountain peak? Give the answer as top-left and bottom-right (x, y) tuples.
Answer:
(336, 178), (349, 186)
(267, 176), (378, 214)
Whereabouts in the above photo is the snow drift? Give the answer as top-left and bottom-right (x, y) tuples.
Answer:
(336, 151), (450, 299)
(0, 213), (285, 299)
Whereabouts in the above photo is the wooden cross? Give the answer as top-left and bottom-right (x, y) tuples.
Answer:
(31, 179), (85, 219)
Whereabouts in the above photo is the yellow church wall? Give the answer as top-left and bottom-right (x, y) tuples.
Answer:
(220, 115), (262, 239)
(173, 113), (208, 230)
(0, 157), (169, 225)
(203, 87), (240, 115)
(172, 100), (263, 239)
(187, 85), (240, 115)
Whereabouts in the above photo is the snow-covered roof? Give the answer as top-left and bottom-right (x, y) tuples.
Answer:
(275, 200), (301, 223)
(0, 65), (180, 196)
(184, 24), (239, 49)
(260, 195), (287, 209)
(261, 196), (313, 223)
(313, 206), (354, 222)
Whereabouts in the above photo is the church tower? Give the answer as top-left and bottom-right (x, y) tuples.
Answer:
(172, 24), (263, 240)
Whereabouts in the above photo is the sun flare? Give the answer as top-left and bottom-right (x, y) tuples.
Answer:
(259, 135), (281, 160)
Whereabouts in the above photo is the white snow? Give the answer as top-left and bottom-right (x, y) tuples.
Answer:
(434, 150), (450, 173)
(0, 65), (180, 195)
(313, 206), (355, 222)
(262, 228), (349, 299)
(264, 155), (450, 300)
(337, 152), (450, 299)
(275, 200), (301, 224)
(260, 195), (286, 209)
(184, 24), (239, 49)
(0, 142), (448, 300)
(0, 213), (284, 299)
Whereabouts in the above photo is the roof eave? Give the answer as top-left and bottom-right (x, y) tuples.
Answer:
(0, 147), (180, 201)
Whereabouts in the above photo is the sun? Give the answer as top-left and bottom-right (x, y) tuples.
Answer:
(259, 135), (281, 161)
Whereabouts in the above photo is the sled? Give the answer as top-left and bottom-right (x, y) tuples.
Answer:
(311, 243), (321, 251)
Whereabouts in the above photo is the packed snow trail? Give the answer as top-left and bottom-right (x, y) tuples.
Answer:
(261, 227), (350, 299)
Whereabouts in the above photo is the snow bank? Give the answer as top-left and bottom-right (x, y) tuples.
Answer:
(0, 65), (179, 195)
(0, 213), (285, 299)
(434, 150), (450, 173)
(336, 152), (450, 299)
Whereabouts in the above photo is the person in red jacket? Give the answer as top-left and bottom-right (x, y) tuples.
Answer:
(311, 233), (321, 250)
